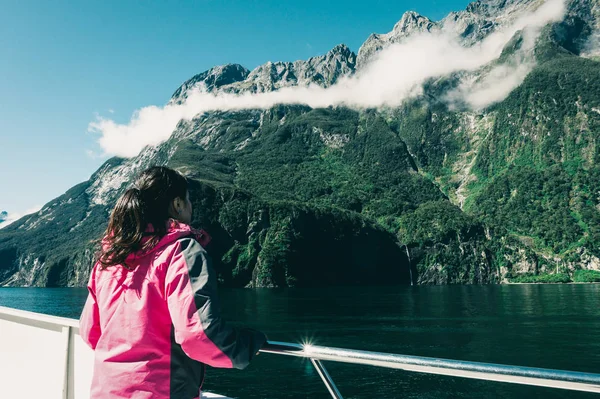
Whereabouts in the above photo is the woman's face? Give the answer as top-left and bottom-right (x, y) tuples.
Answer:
(172, 191), (193, 224)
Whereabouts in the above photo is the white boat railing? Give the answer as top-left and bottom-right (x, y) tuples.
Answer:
(2, 305), (600, 398)
(0, 306), (229, 399)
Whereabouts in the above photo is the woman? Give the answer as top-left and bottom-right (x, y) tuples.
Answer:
(80, 166), (267, 399)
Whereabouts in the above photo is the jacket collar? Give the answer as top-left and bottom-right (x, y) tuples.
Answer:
(125, 219), (208, 262)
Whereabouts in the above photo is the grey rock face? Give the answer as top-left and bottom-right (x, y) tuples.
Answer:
(171, 44), (357, 101)
(240, 44), (356, 93)
(171, 64), (250, 104)
(355, 0), (596, 69)
(357, 11), (440, 68)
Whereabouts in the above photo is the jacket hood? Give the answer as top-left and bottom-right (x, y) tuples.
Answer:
(100, 219), (209, 265)
(133, 219), (209, 260)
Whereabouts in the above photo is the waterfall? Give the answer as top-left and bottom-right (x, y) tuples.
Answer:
(404, 244), (413, 286)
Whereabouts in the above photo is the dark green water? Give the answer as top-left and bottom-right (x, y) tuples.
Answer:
(1, 284), (599, 398)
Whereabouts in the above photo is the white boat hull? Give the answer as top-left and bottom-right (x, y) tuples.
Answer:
(0, 306), (231, 399)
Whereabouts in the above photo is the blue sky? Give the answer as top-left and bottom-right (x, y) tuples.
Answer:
(0, 0), (471, 219)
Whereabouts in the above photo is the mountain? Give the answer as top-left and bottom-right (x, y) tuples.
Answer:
(0, 211), (7, 223)
(171, 44), (356, 103)
(356, 0), (538, 67)
(1, 0), (600, 287)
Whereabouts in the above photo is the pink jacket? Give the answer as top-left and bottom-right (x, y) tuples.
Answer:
(79, 220), (266, 398)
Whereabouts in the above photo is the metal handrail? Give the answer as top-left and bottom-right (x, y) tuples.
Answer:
(2, 305), (599, 398)
(260, 341), (600, 398)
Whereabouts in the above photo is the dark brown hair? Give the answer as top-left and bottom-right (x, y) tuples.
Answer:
(97, 166), (188, 269)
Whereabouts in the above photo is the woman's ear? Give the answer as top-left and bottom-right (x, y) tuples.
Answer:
(169, 198), (180, 217)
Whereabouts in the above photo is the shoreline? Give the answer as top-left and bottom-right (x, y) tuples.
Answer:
(506, 281), (600, 285)
(2, 281), (600, 289)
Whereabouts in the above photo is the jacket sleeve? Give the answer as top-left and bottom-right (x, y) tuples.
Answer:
(79, 266), (102, 350)
(165, 238), (267, 369)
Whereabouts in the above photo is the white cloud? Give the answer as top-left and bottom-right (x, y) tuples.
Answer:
(89, 0), (566, 158)
(0, 206), (42, 229)
(445, 22), (543, 110)
(582, 31), (600, 58)
(448, 61), (535, 110)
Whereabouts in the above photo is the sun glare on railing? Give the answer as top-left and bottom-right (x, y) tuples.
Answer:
(302, 342), (314, 353)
